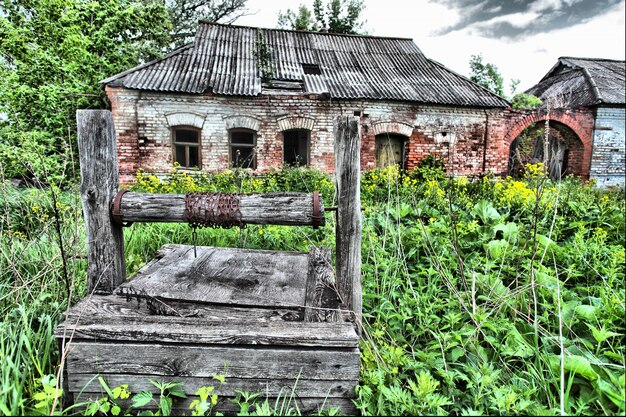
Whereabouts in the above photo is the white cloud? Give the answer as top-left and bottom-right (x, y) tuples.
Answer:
(473, 11), (541, 29)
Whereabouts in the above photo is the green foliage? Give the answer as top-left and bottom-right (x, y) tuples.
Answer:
(77, 378), (190, 416)
(254, 30), (275, 82)
(277, 0), (366, 34)
(1, 167), (625, 416)
(277, 4), (319, 31)
(511, 92), (543, 109)
(132, 165), (335, 205)
(468, 56), (541, 108)
(166, 0), (248, 47)
(0, 0), (171, 183)
(357, 164), (625, 416)
(469, 53), (505, 97)
(189, 376), (225, 416)
(31, 375), (63, 414)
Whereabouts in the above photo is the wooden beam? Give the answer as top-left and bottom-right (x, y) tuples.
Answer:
(117, 192), (325, 226)
(334, 117), (362, 330)
(77, 110), (125, 294)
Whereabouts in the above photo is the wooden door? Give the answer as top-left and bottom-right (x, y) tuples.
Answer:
(375, 134), (405, 169)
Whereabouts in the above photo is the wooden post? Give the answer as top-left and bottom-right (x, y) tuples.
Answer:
(334, 117), (362, 329)
(77, 110), (125, 294)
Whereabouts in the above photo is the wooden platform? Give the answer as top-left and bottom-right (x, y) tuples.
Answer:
(56, 244), (360, 415)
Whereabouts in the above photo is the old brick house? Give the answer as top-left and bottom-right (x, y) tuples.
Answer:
(524, 57), (625, 188)
(102, 21), (512, 183)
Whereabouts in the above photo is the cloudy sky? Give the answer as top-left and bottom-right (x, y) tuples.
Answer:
(235, 0), (625, 94)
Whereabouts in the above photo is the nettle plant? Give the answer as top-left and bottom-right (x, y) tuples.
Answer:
(356, 162), (624, 415)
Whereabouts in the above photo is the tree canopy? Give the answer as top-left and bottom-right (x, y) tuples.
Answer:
(0, 0), (172, 182)
(277, 0), (366, 34)
(469, 54), (505, 98)
(468, 54), (541, 110)
(166, 0), (250, 47)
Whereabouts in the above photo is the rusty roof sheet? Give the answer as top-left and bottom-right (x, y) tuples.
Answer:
(526, 57), (625, 107)
(102, 22), (508, 108)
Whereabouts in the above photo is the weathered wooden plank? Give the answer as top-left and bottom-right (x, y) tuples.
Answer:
(119, 192), (325, 226)
(334, 117), (363, 329)
(56, 318), (358, 348)
(118, 245), (309, 307)
(125, 243), (179, 279)
(69, 374), (356, 399)
(65, 342), (360, 380)
(77, 110), (124, 294)
(55, 294), (303, 325)
(304, 247), (341, 322)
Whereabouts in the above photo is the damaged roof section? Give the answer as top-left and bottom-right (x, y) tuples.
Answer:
(526, 57), (625, 108)
(102, 21), (508, 108)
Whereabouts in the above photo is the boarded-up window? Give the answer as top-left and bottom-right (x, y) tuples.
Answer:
(230, 129), (256, 169)
(173, 127), (201, 168)
(375, 134), (406, 169)
(283, 129), (309, 167)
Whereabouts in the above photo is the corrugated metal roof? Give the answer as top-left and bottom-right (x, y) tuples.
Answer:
(103, 22), (508, 108)
(526, 57), (625, 107)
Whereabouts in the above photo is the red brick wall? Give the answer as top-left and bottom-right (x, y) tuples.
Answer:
(106, 87), (515, 183)
(106, 86), (597, 183)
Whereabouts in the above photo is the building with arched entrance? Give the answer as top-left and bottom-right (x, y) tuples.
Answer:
(101, 23), (624, 188)
(519, 57), (625, 188)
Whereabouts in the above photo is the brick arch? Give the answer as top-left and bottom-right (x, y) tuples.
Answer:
(503, 109), (594, 178)
(223, 115), (261, 131)
(371, 121), (414, 137)
(276, 116), (315, 132)
(165, 111), (205, 129)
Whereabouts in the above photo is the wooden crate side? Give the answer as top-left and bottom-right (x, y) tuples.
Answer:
(56, 294), (304, 324)
(65, 342), (360, 381)
(56, 320), (358, 348)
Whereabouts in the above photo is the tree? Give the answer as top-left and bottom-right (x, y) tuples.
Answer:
(166, 0), (250, 47)
(468, 54), (541, 110)
(469, 53), (505, 97)
(277, 0), (366, 35)
(277, 4), (318, 32)
(0, 0), (172, 182)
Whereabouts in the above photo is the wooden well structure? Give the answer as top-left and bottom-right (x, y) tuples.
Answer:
(55, 110), (362, 414)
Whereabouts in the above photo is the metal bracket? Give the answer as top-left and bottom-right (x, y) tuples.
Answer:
(312, 191), (322, 229)
(110, 190), (133, 227)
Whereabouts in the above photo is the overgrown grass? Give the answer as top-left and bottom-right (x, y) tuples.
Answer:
(1, 164), (624, 415)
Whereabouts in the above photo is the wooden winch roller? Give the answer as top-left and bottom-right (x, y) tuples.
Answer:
(109, 190), (325, 227)
(56, 110), (362, 415)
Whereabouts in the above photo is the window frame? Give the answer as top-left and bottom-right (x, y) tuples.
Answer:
(229, 128), (257, 169)
(172, 126), (202, 169)
(282, 129), (310, 167)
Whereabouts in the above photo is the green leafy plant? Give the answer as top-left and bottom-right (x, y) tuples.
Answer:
(189, 375), (225, 416)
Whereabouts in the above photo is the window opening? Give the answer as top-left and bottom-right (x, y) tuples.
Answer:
(302, 64), (321, 75)
(230, 129), (256, 169)
(173, 127), (201, 168)
(283, 129), (310, 167)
